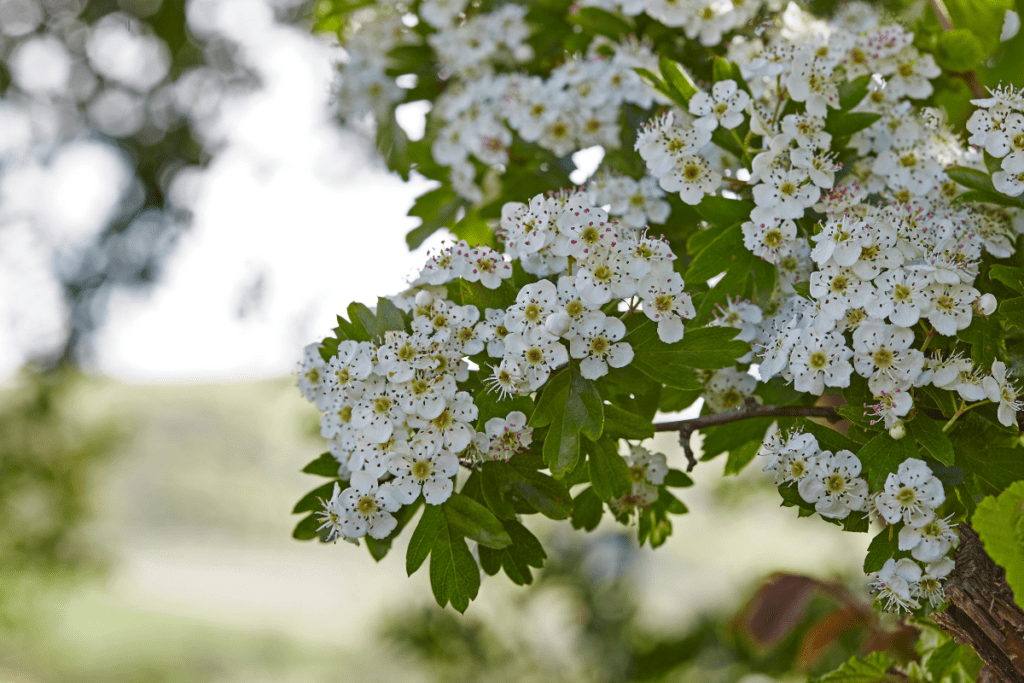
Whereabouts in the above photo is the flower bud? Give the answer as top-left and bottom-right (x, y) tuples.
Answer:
(975, 293), (997, 316)
(545, 311), (571, 337)
(414, 290), (434, 308)
(889, 421), (906, 440)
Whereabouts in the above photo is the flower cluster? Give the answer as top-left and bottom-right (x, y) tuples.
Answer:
(967, 85), (1024, 196)
(296, 188), (699, 542)
(761, 429), (956, 613)
(430, 39), (661, 201)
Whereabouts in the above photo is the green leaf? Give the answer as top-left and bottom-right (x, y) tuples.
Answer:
(479, 519), (547, 585)
(838, 74), (871, 110)
(347, 302), (378, 339)
(571, 7), (632, 39)
(429, 512), (481, 613)
(541, 365), (603, 478)
(571, 486), (604, 531)
(506, 462), (573, 519)
(686, 223), (746, 282)
(292, 512), (322, 541)
(634, 67), (673, 101)
(406, 186), (462, 250)
(823, 112), (881, 138)
(957, 314), (1005, 367)
(568, 364), (604, 441)
(946, 166), (998, 194)
(589, 438), (632, 502)
(664, 469), (694, 487)
(480, 461), (517, 520)
(702, 417), (774, 461)
(858, 433), (918, 491)
(863, 527), (899, 573)
(302, 452), (342, 477)
(926, 639), (964, 682)
(407, 503), (443, 576)
(956, 446), (1024, 495)
(531, 367), (570, 427)
(800, 420), (859, 454)
(602, 403), (655, 440)
(693, 198), (755, 229)
(1000, 296), (1024, 330)
(292, 481), (339, 514)
(990, 264), (1024, 296)
(365, 498), (421, 561)
(443, 493), (512, 549)
(906, 416), (955, 466)
(628, 321), (749, 382)
(375, 297), (407, 335)
(723, 440), (761, 475)
(972, 480), (1024, 609)
(658, 56), (698, 105)
(811, 651), (895, 683)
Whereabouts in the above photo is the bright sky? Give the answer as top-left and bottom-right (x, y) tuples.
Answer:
(0, 0), (608, 384)
(88, 0), (446, 383)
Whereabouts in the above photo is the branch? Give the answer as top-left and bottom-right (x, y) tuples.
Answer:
(653, 405), (840, 472)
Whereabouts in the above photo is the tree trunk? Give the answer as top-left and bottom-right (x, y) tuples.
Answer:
(930, 525), (1024, 682)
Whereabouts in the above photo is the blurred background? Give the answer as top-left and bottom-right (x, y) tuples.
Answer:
(0, 0), (915, 679)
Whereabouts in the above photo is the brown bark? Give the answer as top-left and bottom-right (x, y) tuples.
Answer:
(931, 526), (1024, 683)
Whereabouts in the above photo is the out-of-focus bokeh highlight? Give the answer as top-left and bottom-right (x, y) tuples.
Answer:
(0, 0), (895, 679)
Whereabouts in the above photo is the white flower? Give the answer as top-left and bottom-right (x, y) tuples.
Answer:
(852, 322), (924, 394)
(811, 215), (869, 267)
(387, 439), (460, 505)
(1001, 9), (1020, 41)
(752, 169), (819, 220)
(742, 218), (798, 264)
(408, 390), (478, 452)
(704, 367), (757, 413)
(483, 411), (533, 461)
(788, 329), (854, 394)
(689, 80), (749, 130)
(505, 280), (559, 333)
(617, 445), (668, 509)
(351, 376), (405, 442)
(392, 372), (457, 420)
(864, 389), (913, 429)
(297, 342), (330, 410)
(875, 458), (945, 526)
(316, 483), (347, 542)
(797, 449), (869, 518)
(899, 514), (959, 562)
(983, 360), (1023, 427)
(639, 273), (696, 343)
(659, 155), (722, 205)
(787, 56), (839, 117)
(869, 558), (922, 613)
(922, 283), (979, 336)
(568, 311), (634, 379)
(324, 341), (375, 396)
(916, 558), (954, 607)
(462, 246), (513, 289)
(338, 471), (401, 540)
(867, 269), (934, 327)
(711, 297), (763, 343)
(504, 328), (569, 390)
(809, 264), (875, 320)
(762, 430), (819, 485)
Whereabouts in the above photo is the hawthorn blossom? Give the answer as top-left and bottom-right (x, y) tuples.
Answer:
(788, 329), (854, 394)
(504, 328), (569, 390)
(387, 438), (459, 505)
(569, 311), (634, 379)
(639, 273), (696, 343)
(797, 449), (869, 518)
(869, 558), (922, 613)
(483, 411), (533, 461)
(875, 458), (945, 526)
(983, 360), (1023, 427)
(689, 80), (749, 130)
(899, 514), (959, 562)
(337, 472), (401, 540)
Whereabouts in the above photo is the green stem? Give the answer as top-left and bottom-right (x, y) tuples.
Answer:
(942, 400), (991, 432)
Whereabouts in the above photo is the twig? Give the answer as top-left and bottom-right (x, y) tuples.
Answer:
(654, 405), (841, 472)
